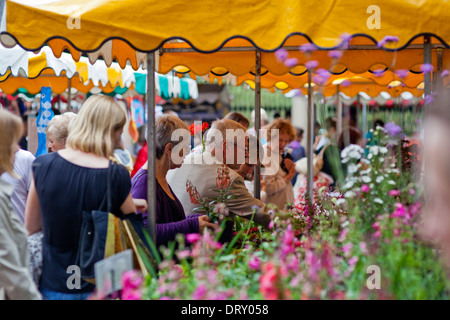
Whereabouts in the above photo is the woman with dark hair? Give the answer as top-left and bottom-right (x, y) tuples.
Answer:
(223, 111), (250, 129)
(131, 115), (218, 248)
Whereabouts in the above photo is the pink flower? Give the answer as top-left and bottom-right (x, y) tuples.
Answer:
(176, 250), (191, 260)
(409, 189), (416, 196)
(420, 63), (434, 74)
(186, 233), (202, 244)
(338, 228), (348, 242)
(121, 270), (143, 300)
(248, 255), (261, 270)
(259, 263), (279, 300)
(359, 242), (368, 255)
(391, 203), (406, 218)
(393, 228), (400, 237)
(374, 230), (382, 238)
(275, 48), (288, 62)
(342, 243), (353, 257)
(268, 221), (274, 229)
(192, 284), (208, 300)
(388, 189), (400, 196)
(122, 270), (143, 290)
(305, 60), (319, 69)
(328, 50), (343, 59)
(348, 256), (359, 266)
(284, 57), (299, 67)
(361, 184), (370, 193)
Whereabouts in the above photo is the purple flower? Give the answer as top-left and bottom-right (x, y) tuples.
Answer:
(305, 60), (319, 69)
(299, 43), (316, 53)
(284, 57), (299, 67)
(377, 35), (399, 48)
(394, 69), (409, 79)
(341, 80), (351, 87)
(424, 94), (434, 105)
(420, 63), (434, 74)
(312, 68), (330, 85)
(441, 70), (449, 78)
(372, 69), (385, 77)
(339, 32), (352, 49)
(384, 121), (402, 137)
(328, 50), (343, 59)
(275, 48), (288, 62)
(361, 184), (370, 193)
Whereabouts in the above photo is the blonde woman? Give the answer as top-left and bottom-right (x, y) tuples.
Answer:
(263, 118), (297, 210)
(46, 112), (77, 152)
(0, 109), (41, 300)
(25, 95), (138, 300)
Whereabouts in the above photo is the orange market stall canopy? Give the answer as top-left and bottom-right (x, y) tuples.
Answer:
(3, 0), (450, 243)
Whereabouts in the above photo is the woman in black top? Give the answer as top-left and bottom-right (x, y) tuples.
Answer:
(25, 95), (138, 300)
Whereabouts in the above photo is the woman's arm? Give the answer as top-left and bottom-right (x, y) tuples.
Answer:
(120, 192), (138, 214)
(24, 176), (42, 235)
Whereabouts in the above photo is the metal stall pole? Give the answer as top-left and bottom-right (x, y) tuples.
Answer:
(336, 85), (342, 136)
(67, 78), (72, 112)
(362, 102), (368, 143)
(424, 35), (432, 114)
(146, 52), (157, 245)
(307, 70), (314, 204)
(436, 48), (443, 91)
(254, 50), (262, 200)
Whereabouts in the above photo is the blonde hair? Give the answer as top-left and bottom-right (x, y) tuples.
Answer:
(66, 95), (126, 158)
(155, 114), (188, 159)
(46, 112), (77, 143)
(0, 109), (23, 175)
(266, 118), (296, 142)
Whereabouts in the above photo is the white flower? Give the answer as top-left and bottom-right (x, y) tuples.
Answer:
(341, 221), (350, 228)
(369, 146), (379, 156)
(361, 176), (371, 183)
(344, 191), (355, 198)
(376, 176), (384, 183)
(361, 158), (371, 165)
(379, 157), (384, 162)
(360, 168), (372, 175)
(388, 180), (396, 185)
(380, 147), (388, 154)
(336, 198), (346, 206)
(347, 164), (358, 174)
(349, 150), (362, 159)
(343, 181), (354, 190)
(374, 198), (384, 204)
(367, 153), (373, 160)
(341, 157), (349, 164)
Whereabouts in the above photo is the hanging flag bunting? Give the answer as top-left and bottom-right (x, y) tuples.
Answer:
(35, 87), (53, 157)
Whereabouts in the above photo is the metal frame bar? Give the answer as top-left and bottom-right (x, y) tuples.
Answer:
(161, 44), (447, 54)
(146, 52), (157, 245)
(254, 50), (261, 200)
(306, 70), (314, 203)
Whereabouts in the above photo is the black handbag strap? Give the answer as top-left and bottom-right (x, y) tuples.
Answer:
(98, 160), (114, 213)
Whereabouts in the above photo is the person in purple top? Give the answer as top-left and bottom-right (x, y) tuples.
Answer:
(131, 115), (218, 247)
